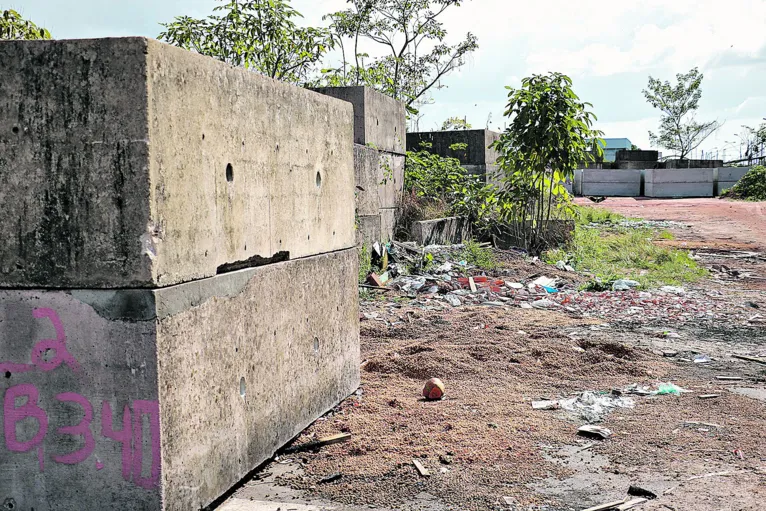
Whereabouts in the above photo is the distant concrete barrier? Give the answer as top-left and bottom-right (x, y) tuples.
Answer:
(577, 169), (642, 197)
(645, 169), (714, 198)
(717, 167), (751, 195)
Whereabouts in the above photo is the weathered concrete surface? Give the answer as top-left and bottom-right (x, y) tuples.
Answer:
(645, 169), (714, 198)
(580, 169), (641, 197)
(0, 249), (360, 511)
(717, 167), (750, 195)
(0, 38), (355, 288)
(311, 87), (405, 155)
(666, 159), (723, 169)
(411, 217), (471, 246)
(355, 216), (382, 247)
(406, 129), (500, 166)
(379, 208), (397, 243)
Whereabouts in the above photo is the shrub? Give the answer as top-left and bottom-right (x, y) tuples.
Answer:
(721, 165), (766, 201)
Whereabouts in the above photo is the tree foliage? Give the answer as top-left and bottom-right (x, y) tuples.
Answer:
(643, 67), (720, 160)
(440, 116), (471, 130)
(158, 0), (333, 84)
(1, 9), (51, 40)
(721, 165), (766, 201)
(493, 73), (603, 254)
(320, 0), (478, 111)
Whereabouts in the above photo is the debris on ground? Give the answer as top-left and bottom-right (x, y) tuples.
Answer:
(422, 377), (445, 400)
(577, 425), (613, 439)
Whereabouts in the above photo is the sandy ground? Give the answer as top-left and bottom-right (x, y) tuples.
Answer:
(217, 199), (766, 511)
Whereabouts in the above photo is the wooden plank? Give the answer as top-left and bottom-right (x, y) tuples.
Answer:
(282, 433), (352, 454)
(616, 498), (648, 510)
(412, 459), (430, 477)
(580, 499), (627, 511)
(732, 354), (766, 365)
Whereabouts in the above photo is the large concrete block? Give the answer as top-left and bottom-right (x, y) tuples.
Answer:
(0, 249), (360, 511)
(353, 145), (404, 213)
(412, 217), (471, 246)
(406, 129), (500, 166)
(0, 38), (355, 288)
(645, 169), (714, 198)
(355, 215), (382, 247)
(379, 208), (397, 242)
(580, 170), (641, 197)
(312, 87), (406, 155)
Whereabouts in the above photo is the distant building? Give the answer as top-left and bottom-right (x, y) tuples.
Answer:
(599, 138), (633, 162)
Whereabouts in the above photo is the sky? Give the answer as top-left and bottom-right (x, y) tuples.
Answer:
(10, 0), (766, 161)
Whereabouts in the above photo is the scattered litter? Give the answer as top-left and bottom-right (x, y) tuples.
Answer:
(654, 383), (687, 396)
(577, 425), (612, 439)
(698, 394), (720, 400)
(617, 499), (648, 510)
(532, 299), (556, 309)
(532, 400), (559, 410)
(662, 350), (679, 357)
(687, 470), (736, 481)
(661, 286), (686, 295)
(423, 378), (445, 400)
(412, 459), (430, 477)
(581, 498), (628, 511)
(559, 391), (635, 423)
(532, 276), (558, 288)
(612, 279), (640, 291)
(693, 354), (711, 364)
(444, 294), (462, 307)
(684, 421), (721, 428)
(627, 485), (657, 500)
(716, 376), (743, 381)
(366, 273), (386, 287)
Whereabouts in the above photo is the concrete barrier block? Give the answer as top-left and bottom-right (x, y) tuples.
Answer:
(379, 208), (397, 242)
(378, 153), (405, 209)
(0, 249), (360, 511)
(580, 170), (641, 196)
(353, 145), (382, 216)
(645, 169), (714, 197)
(356, 215), (382, 246)
(406, 129), (500, 165)
(718, 167), (750, 182)
(411, 217), (471, 245)
(0, 38), (355, 289)
(312, 87), (405, 155)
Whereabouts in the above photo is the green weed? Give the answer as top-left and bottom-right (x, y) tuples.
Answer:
(461, 240), (498, 270)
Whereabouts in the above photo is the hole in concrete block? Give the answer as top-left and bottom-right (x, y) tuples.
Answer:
(226, 163), (234, 182)
(239, 377), (246, 399)
(313, 337), (320, 354)
(316, 171), (322, 188)
(202, 133), (205, 140)
(12, 126), (19, 134)
(307, 234), (310, 240)
(4, 371), (10, 379)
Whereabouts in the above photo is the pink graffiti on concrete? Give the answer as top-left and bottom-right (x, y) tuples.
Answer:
(1, 307), (161, 489)
(0, 308), (79, 374)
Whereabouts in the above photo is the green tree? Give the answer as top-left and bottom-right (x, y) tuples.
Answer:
(643, 67), (720, 160)
(440, 116), (472, 130)
(320, 0), (478, 111)
(1, 9), (51, 40)
(159, 0), (333, 84)
(493, 73), (603, 254)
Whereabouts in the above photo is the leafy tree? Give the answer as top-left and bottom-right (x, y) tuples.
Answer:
(320, 0), (478, 111)
(440, 116), (472, 130)
(643, 67), (720, 160)
(1, 9), (51, 40)
(493, 73), (603, 254)
(159, 0), (333, 84)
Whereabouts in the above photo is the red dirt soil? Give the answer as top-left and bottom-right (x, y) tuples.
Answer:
(575, 198), (766, 251)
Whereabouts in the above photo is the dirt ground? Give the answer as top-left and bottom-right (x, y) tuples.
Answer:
(219, 199), (766, 511)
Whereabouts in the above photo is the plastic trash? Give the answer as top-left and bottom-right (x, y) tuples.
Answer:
(612, 279), (640, 291)
(444, 294), (462, 307)
(661, 286), (686, 295)
(654, 383), (687, 395)
(559, 391), (635, 423)
(694, 354), (711, 364)
(532, 299), (556, 309)
(542, 286), (559, 294)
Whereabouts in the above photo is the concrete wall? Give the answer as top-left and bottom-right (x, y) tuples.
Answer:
(1, 38), (360, 511)
(578, 169), (642, 197)
(406, 129), (501, 167)
(717, 167), (750, 195)
(0, 38), (355, 289)
(311, 87), (405, 155)
(315, 88), (406, 244)
(0, 250), (359, 511)
(411, 217), (471, 246)
(645, 169), (714, 198)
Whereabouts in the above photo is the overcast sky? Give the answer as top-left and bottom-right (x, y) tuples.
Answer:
(10, 0), (766, 160)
